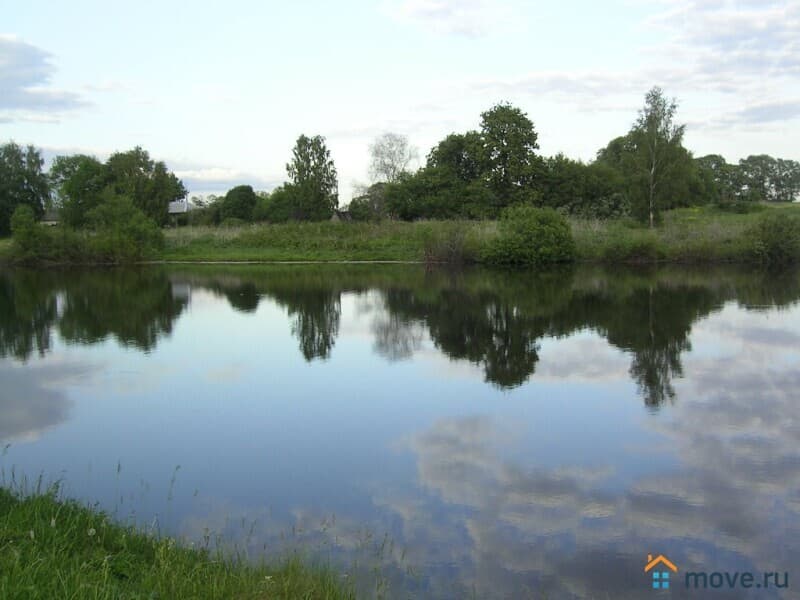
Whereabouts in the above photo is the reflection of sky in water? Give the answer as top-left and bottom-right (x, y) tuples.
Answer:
(1, 268), (799, 599)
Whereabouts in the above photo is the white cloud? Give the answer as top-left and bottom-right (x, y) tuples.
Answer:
(0, 35), (87, 121)
(172, 166), (282, 194)
(385, 0), (513, 37)
(462, 1), (800, 133)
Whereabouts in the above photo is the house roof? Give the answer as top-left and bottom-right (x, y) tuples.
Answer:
(645, 554), (678, 573)
(168, 200), (191, 214)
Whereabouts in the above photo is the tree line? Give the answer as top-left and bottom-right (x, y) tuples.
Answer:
(351, 88), (799, 225)
(2, 86), (799, 239)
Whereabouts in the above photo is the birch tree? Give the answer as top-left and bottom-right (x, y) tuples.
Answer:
(631, 87), (686, 227)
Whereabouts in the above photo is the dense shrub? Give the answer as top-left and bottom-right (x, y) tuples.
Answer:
(219, 185), (257, 222)
(84, 196), (163, 262)
(482, 205), (575, 266)
(11, 196), (162, 264)
(253, 185), (294, 223)
(746, 212), (800, 265)
(9, 205), (41, 259)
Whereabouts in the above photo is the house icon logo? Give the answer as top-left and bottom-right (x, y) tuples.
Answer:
(645, 554), (678, 590)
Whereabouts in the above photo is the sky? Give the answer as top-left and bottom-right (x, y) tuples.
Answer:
(2, 0), (799, 203)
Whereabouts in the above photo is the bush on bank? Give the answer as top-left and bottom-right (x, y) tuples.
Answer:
(482, 205), (576, 266)
(10, 198), (164, 264)
(746, 212), (800, 265)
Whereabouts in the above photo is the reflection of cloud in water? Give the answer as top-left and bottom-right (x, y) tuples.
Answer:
(697, 311), (800, 353)
(384, 344), (800, 597)
(139, 301), (800, 598)
(535, 336), (630, 382)
(0, 361), (89, 442)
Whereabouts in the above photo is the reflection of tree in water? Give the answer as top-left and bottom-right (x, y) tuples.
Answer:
(378, 267), (754, 403)
(594, 284), (720, 407)
(289, 292), (341, 361)
(383, 287), (545, 389)
(8, 264), (796, 407)
(0, 269), (188, 359)
(221, 283), (260, 313)
(57, 270), (188, 351)
(0, 272), (57, 361)
(271, 289), (341, 361)
(172, 264), (734, 400)
(201, 272), (343, 362)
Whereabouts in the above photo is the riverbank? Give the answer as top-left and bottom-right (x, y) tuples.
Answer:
(2, 204), (799, 266)
(0, 487), (353, 599)
(162, 204), (800, 264)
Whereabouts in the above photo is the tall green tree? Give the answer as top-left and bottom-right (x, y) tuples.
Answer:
(426, 132), (485, 184)
(479, 103), (542, 207)
(106, 147), (186, 225)
(49, 154), (108, 227)
(0, 142), (49, 236)
(629, 87), (687, 227)
(774, 158), (800, 202)
(286, 134), (338, 220)
(737, 154), (776, 201)
(695, 154), (738, 204)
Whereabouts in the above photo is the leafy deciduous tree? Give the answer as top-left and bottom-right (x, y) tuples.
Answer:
(479, 103), (543, 207)
(630, 87), (687, 227)
(220, 185), (257, 222)
(50, 154), (109, 227)
(0, 142), (49, 236)
(106, 147), (186, 225)
(286, 135), (338, 221)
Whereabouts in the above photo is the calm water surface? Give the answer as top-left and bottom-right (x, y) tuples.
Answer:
(1, 264), (799, 599)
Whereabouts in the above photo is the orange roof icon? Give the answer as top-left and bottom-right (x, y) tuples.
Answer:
(645, 554), (678, 573)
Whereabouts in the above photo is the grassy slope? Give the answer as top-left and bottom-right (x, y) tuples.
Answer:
(162, 204), (800, 264)
(0, 487), (354, 600)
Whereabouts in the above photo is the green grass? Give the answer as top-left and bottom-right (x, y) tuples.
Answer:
(0, 485), (354, 599)
(7, 203), (799, 265)
(0, 238), (11, 262)
(162, 204), (800, 264)
(570, 203), (800, 263)
(163, 221), (437, 262)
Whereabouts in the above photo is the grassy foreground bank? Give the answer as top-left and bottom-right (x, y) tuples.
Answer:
(162, 204), (800, 264)
(0, 487), (354, 600)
